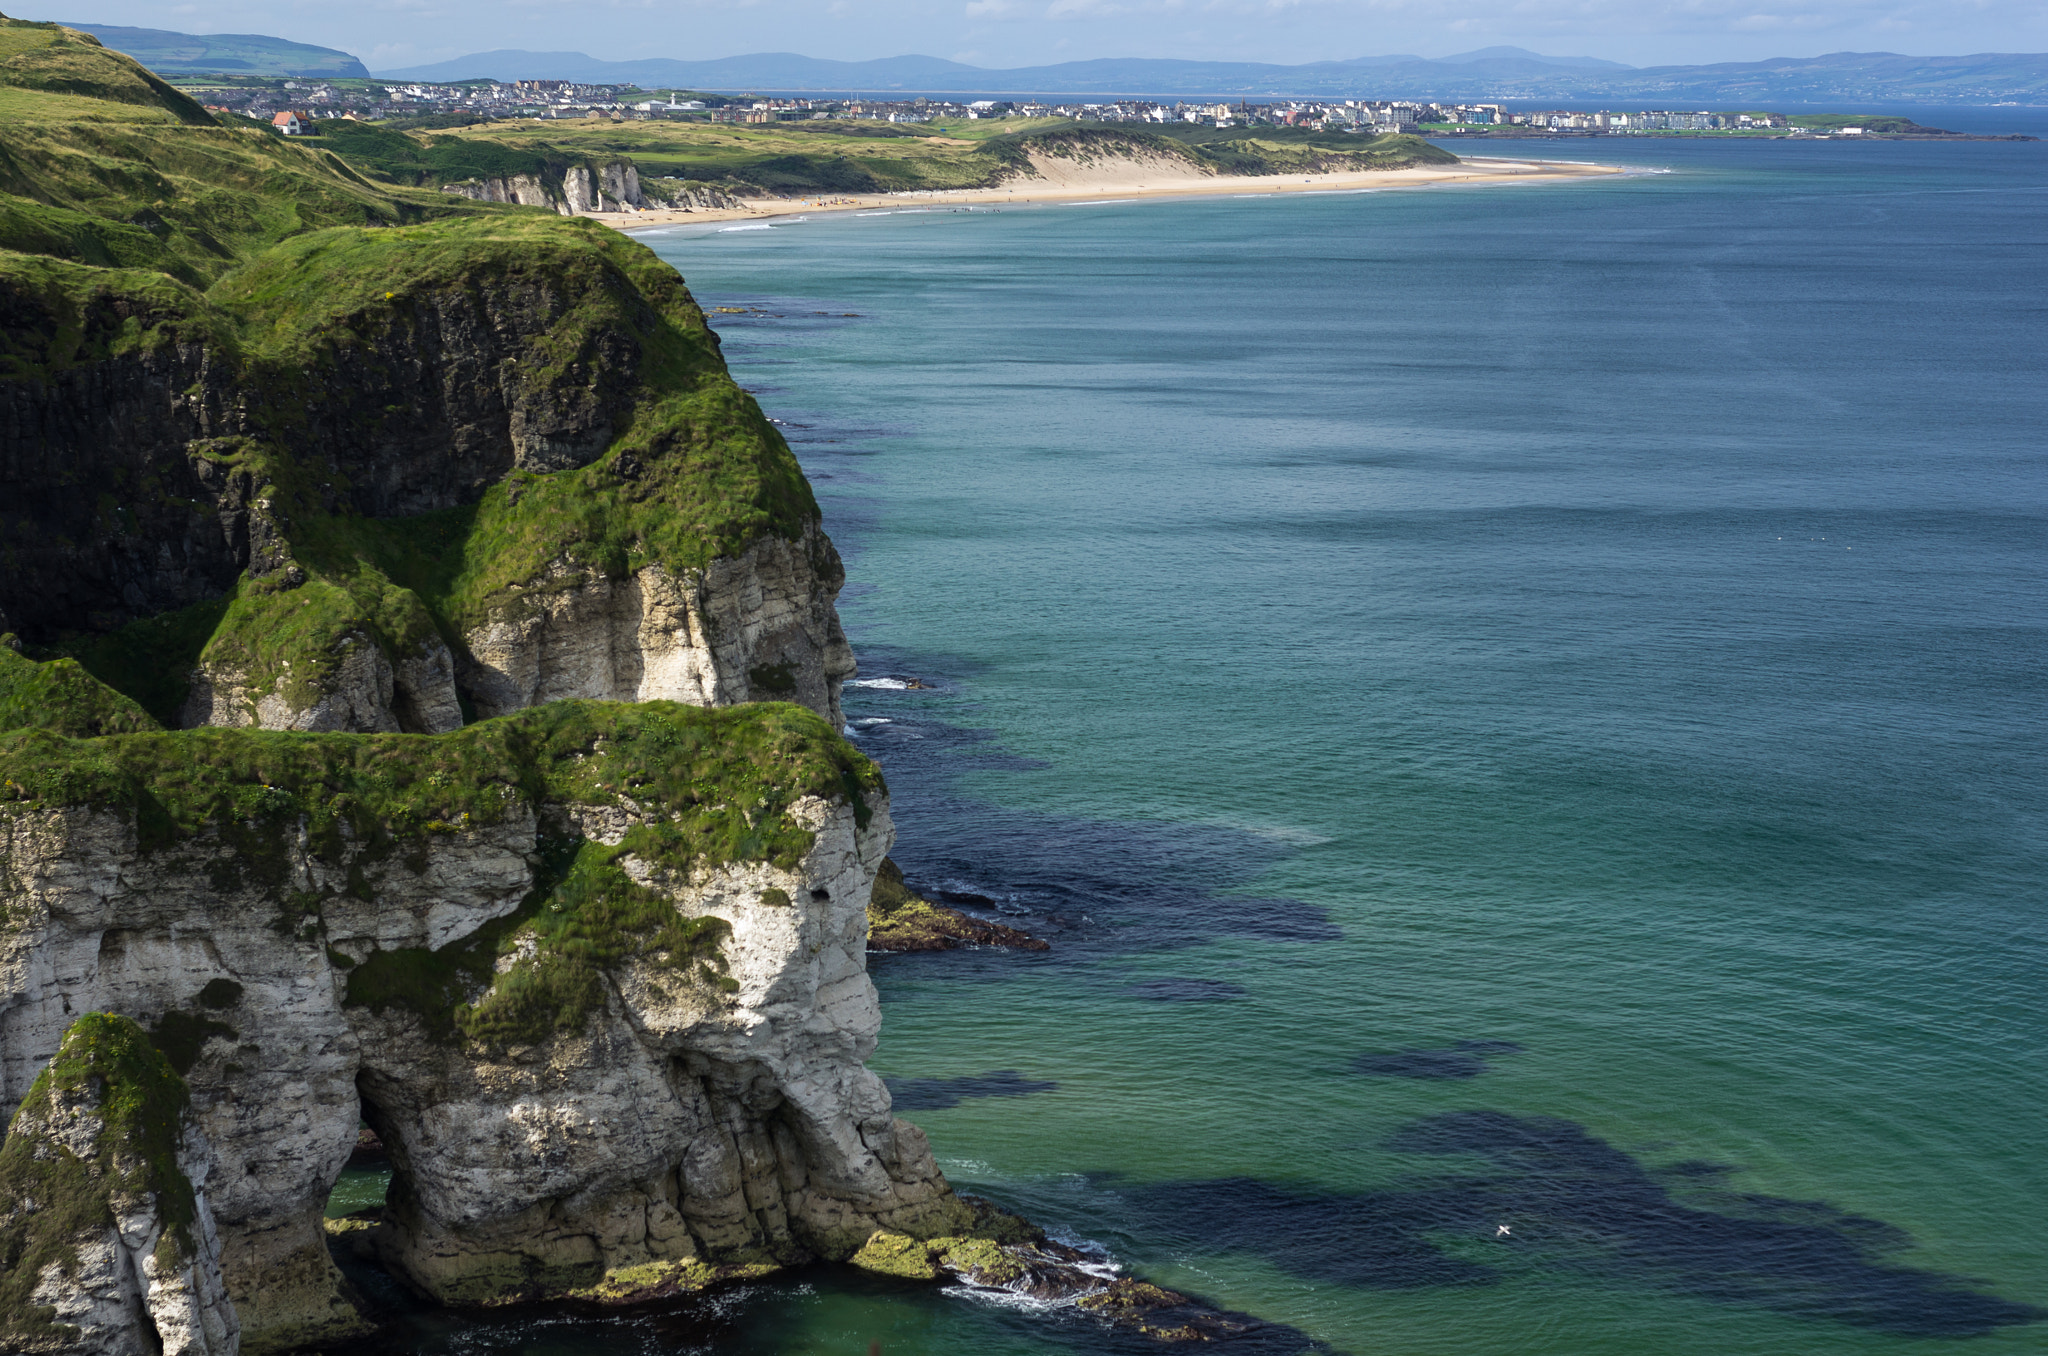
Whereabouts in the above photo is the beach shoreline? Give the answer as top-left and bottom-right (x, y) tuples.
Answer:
(607, 156), (1624, 232)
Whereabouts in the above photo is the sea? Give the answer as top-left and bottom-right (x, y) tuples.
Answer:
(332, 122), (2048, 1355)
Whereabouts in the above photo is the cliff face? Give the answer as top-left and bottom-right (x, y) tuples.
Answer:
(1, 216), (851, 736)
(439, 163), (741, 217)
(0, 705), (967, 1353)
(462, 528), (855, 731)
(440, 160), (648, 215)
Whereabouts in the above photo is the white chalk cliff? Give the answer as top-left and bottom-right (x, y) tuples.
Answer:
(0, 746), (965, 1353)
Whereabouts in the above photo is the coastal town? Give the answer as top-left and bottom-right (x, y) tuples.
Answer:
(182, 75), (1923, 138)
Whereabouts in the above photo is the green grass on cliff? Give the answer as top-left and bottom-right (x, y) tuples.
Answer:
(0, 15), (212, 125)
(0, 24), (814, 728)
(0, 641), (161, 736)
(0, 697), (878, 863)
(0, 121), (481, 288)
(42, 596), (229, 729)
(350, 835), (736, 1048)
(0, 700), (878, 1046)
(0, 251), (229, 379)
(0, 1012), (199, 1349)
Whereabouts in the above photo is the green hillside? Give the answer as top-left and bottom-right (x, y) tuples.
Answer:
(70, 21), (369, 78)
(0, 15), (816, 729)
(0, 13), (216, 123)
(410, 117), (1457, 196)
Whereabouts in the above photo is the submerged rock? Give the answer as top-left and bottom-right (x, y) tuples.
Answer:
(866, 858), (1049, 953)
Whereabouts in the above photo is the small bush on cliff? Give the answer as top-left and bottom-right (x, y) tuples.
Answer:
(0, 1012), (199, 1348)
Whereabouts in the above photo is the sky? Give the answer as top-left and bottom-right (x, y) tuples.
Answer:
(28, 0), (2048, 73)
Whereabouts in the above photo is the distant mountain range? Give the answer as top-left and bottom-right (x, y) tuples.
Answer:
(64, 24), (2048, 104)
(373, 46), (2048, 103)
(72, 23), (368, 78)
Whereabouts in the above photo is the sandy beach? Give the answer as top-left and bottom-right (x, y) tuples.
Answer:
(603, 155), (1623, 231)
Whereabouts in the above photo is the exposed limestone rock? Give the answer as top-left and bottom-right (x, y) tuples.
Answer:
(644, 181), (743, 212)
(180, 632), (464, 737)
(0, 706), (963, 1348)
(437, 173), (556, 209)
(180, 631), (398, 734)
(390, 637), (466, 735)
(0, 1013), (238, 1356)
(463, 525), (856, 730)
(599, 162), (643, 209)
(444, 161), (647, 215)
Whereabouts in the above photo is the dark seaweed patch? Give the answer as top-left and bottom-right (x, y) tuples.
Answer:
(1353, 1040), (1525, 1079)
(1109, 1111), (2041, 1339)
(885, 1069), (1059, 1111)
(844, 648), (1339, 959)
(1129, 979), (1248, 1002)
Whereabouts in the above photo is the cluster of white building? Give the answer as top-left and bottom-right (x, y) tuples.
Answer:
(204, 79), (1817, 141)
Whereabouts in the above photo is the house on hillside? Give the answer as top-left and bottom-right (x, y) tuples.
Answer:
(271, 111), (306, 135)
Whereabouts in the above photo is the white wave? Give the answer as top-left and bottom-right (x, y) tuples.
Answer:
(851, 717), (893, 726)
(718, 224), (775, 232)
(847, 677), (912, 689)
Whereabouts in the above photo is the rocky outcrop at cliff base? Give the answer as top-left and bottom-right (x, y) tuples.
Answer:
(0, 1013), (237, 1356)
(0, 703), (972, 1351)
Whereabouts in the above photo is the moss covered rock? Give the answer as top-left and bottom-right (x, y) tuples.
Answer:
(867, 856), (1048, 953)
(0, 1011), (237, 1355)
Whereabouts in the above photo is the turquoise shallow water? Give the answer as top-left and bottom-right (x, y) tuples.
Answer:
(348, 137), (2048, 1354)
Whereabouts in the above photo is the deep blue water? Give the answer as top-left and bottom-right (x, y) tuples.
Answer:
(348, 132), (2048, 1355)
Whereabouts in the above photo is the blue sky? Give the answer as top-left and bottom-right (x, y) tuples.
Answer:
(33, 0), (2048, 73)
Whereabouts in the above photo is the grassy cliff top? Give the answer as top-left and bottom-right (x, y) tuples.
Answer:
(0, 13), (213, 125)
(0, 698), (879, 869)
(0, 26), (822, 699)
(0, 110), (480, 287)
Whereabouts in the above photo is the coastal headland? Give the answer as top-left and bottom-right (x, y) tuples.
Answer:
(0, 17), (1321, 1353)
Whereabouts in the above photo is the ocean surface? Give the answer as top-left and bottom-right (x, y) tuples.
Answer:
(337, 131), (2048, 1355)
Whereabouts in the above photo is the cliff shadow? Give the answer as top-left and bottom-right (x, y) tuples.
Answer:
(844, 644), (1338, 964)
(1351, 1040), (1525, 1079)
(885, 1069), (1060, 1110)
(1093, 1110), (2042, 1340)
